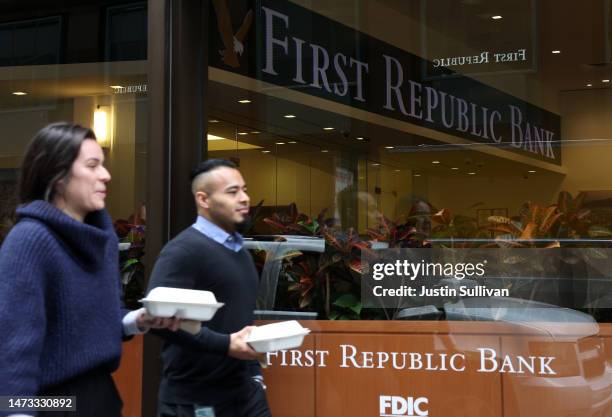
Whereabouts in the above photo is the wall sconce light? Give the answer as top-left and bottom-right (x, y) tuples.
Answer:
(93, 105), (111, 148)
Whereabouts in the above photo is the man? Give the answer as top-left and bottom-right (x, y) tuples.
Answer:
(148, 159), (271, 417)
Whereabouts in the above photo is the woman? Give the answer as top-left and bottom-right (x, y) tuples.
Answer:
(0, 123), (178, 417)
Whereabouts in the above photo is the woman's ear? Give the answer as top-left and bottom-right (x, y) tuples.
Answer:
(53, 177), (68, 199)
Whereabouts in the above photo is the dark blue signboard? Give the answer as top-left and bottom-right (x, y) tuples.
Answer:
(209, 0), (561, 165)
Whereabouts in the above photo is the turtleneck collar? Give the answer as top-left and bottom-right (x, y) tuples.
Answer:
(16, 200), (116, 269)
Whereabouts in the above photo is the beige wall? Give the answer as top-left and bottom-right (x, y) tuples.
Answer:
(210, 150), (336, 219)
(557, 88), (612, 196)
(417, 88), (612, 219)
(74, 93), (145, 221)
(220, 85), (612, 229)
(426, 174), (563, 219)
(0, 99), (73, 169)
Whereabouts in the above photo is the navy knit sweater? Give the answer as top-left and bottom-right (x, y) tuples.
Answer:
(148, 227), (260, 405)
(0, 201), (125, 403)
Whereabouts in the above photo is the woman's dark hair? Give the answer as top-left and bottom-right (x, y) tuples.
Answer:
(18, 122), (97, 204)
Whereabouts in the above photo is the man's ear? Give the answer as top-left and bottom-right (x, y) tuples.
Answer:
(195, 191), (210, 210)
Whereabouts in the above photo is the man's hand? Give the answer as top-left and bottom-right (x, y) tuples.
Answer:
(135, 307), (182, 332)
(228, 325), (259, 360)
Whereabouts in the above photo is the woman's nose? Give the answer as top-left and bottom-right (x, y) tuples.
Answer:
(100, 166), (111, 182)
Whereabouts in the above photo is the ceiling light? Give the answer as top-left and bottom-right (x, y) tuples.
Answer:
(528, 170), (536, 173)
(468, 172), (476, 175)
(276, 142), (285, 145)
(288, 141), (297, 144)
(94, 106), (109, 147)
(394, 169), (400, 172)
(587, 84), (593, 87)
(250, 131), (261, 134)
(413, 174), (421, 177)
(451, 167), (459, 170)
(432, 160), (440, 164)
(356, 137), (364, 141)
(209, 119), (220, 123)
(385, 146), (395, 149)
(261, 150), (271, 153)
(110, 85), (123, 89)
(204, 134), (263, 150)
(238, 132), (248, 135)
(12, 91), (27, 96)
(321, 150), (329, 153)
(371, 163), (380, 166)
(603, 79), (610, 83)
(284, 114), (296, 118)
(551, 50), (561, 54)
(238, 99), (251, 103)
(323, 127), (334, 130)
(491, 15), (502, 20)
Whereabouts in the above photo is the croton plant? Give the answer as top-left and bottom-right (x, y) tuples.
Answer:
(255, 191), (612, 320)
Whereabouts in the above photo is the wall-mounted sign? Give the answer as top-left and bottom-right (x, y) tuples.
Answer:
(432, 48), (528, 68)
(421, 0), (537, 77)
(209, 1), (561, 165)
(112, 84), (147, 94)
(265, 344), (557, 376)
(259, 327), (607, 417)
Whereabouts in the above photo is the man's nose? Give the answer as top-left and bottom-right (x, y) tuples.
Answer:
(239, 189), (250, 203)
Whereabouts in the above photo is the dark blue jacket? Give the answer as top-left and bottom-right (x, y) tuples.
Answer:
(0, 201), (124, 402)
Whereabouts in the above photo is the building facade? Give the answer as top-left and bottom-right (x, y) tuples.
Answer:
(1, 1), (611, 416)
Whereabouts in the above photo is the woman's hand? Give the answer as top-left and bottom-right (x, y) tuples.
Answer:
(135, 307), (182, 331)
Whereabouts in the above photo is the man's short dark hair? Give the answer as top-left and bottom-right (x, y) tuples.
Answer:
(190, 159), (237, 182)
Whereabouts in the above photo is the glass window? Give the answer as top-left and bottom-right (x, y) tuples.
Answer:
(106, 2), (147, 61)
(0, 1), (149, 307)
(0, 16), (61, 66)
(207, 0), (612, 323)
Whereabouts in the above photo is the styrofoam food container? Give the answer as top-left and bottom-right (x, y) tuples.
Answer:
(140, 287), (224, 321)
(246, 320), (311, 352)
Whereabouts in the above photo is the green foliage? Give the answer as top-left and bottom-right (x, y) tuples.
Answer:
(261, 191), (611, 320)
(115, 219), (146, 309)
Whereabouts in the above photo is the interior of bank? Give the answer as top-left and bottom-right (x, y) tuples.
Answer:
(2, 0), (612, 318)
(1, 0), (611, 238)
(204, 79), (612, 242)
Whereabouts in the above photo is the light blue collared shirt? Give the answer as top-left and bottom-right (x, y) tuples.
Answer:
(192, 215), (244, 252)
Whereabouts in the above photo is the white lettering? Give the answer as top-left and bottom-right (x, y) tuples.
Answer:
(424, 86), (439, 123)
(310, 44), (332, 92)
(456, 98), (469, 132)
(382, 54), (409, 115)
(509, 104), (523, 148)
(545, 130), (556, 158)
(478, 348), (498, 372)
(439, 91), (455, 128)
(490, 110), (502, 143)
(261, 7), (289, 76)
(350, 58), (369, 102)
(340, 344), (360, 368)
(408, 80), (423, 119)
(333, 53), (349, 96)
(292, 37), (306, 84)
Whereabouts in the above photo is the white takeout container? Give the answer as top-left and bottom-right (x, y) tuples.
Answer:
(140, 287), (224, 321)
(246, 320), (310, 352)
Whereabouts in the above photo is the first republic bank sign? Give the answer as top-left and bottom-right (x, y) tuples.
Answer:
(209, 1), (561, 164)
